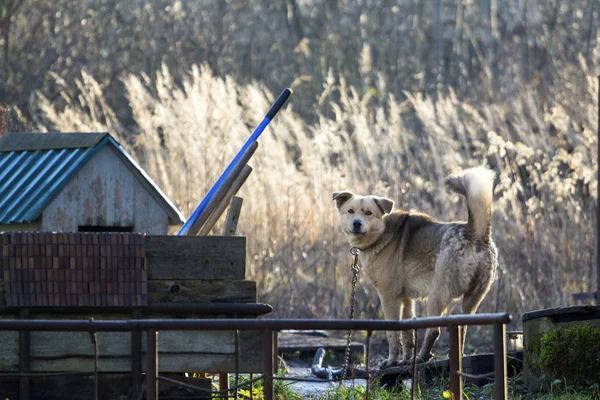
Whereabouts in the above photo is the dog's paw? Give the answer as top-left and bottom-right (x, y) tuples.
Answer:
(378, 358), (400, 370)
(416, 352), (434, 363)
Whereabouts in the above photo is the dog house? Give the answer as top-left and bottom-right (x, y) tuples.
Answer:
(0, 132), (268, 399)
(0, 132), (184, 233)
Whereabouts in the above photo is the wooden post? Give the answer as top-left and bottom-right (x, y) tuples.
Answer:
(219, 373), (229, 399)
(146, 330), (158, 400)
(90, 330), (99, 400)
(223, 197), (244, 237)
(131, 309), (143, 398)
(494, 323), (508, 400)
(262, 329), (274, 400)
(19, 308), (30, 400)
(448, 325), (463, 400)
(198, 165), (252, 236)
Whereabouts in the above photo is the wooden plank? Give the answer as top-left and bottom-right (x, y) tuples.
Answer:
(30, 332), (132, 357)
(223, 197), (244, 236)
(185, 141), (258, 236)
(145, 236), (246, 280)
(147, 280), (256, 304)
(0, 373), (132, 400)
(0, 331), (19, 370)
(0, 329), (262, 373)
(199, 166), (251, 236)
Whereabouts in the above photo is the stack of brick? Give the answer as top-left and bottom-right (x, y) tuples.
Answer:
(0, 232), (147, 307)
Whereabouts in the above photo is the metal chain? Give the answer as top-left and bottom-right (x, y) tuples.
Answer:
(341, 246), (361, 383)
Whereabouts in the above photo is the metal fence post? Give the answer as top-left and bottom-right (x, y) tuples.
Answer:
(494, 323), (507, 400)
(262, 329), (274, 400)
(448, 325), (463, 400)
(18, 308), (30, 400)
(146, 329), (158, 400)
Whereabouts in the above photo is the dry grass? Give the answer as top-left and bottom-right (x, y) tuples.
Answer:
(31, 58), (597, 332)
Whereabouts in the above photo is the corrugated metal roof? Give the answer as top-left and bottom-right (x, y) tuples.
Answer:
(0, 132), (184, 225)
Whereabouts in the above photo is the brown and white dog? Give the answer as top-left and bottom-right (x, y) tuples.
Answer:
(333, 167), (498, 367)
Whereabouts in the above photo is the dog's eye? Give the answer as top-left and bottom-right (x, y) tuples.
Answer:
(365, 210), (372, 216)
(348, 209), (354, 214)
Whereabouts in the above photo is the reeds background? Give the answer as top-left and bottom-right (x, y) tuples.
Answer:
(1, 0), (598, 333)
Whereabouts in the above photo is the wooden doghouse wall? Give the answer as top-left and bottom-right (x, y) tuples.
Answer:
(41, 145), (168, 234)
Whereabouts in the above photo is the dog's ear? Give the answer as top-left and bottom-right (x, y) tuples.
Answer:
(332, 191), (353, 208)
(373, 196), (394, 214)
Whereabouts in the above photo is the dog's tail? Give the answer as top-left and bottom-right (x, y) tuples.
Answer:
(444, 167), (496, 242)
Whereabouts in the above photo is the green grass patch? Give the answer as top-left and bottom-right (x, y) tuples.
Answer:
(222, 371), (600, 399)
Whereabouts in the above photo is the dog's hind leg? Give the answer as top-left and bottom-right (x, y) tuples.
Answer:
(378, 295), (403, 368)
(460, 272), (494, 355)
(400, 298), (415, 363)
(418, 291), (451, 362)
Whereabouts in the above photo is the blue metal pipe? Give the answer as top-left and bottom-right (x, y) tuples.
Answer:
(177, 88), (292, 236)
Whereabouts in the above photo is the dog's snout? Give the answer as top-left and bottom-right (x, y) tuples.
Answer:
(352, 220), (362, 229)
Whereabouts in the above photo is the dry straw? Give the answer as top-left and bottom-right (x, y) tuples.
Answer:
(32, 60), (597, 337)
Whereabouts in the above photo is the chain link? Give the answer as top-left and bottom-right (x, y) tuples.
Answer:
(341, 246), (361, 383)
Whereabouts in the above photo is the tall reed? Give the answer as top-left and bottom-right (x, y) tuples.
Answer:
(32, 58), (597, 331)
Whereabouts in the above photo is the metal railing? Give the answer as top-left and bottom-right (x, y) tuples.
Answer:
(0, 313), (511, 400)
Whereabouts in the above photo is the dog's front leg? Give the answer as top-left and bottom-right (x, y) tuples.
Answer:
(378, 295), (402, 369)
(400, 298), (415, 363)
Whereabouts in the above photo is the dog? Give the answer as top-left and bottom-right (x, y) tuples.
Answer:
(333, 167), (497, 368)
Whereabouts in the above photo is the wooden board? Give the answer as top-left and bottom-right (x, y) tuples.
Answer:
(0, 329), (262, 373)
(0, 373), (212, 400)
(40, 145), (171, 234)
(148, 280), (256, 303)
(145, 236), (246, 280)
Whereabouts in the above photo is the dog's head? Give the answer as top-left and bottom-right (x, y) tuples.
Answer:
(332, 191), (394, 248)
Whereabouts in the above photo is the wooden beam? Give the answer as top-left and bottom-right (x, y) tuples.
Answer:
(184, 141), (258, 236)
(145, 236), (246, 280)
(0, 330), (263, 373)
(147, 280), (256, 304)
(198, 165), (252, 236)
(223, 197), (244, 237)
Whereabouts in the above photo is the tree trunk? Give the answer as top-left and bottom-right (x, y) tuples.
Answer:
(286, 0), (304, 41)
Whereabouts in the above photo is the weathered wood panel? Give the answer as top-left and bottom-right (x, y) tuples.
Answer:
(0, 223), (41, 232)
(0, 329), (262, 373)
(41, 146), (169, 234)
(148, 280), (256, 303)
(0, 331), (17, 370)
(0, 373), (132, 400)
(145, 236), (246, 280)
(0, 372), (211, 400)
(0, 279), (253, 307)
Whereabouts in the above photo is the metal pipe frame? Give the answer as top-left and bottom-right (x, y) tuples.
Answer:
(0, 303), (273, 316)
(0, 313), (509, 332)
(0, 313), (510, 400)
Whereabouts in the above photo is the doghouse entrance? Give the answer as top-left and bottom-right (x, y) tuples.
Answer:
(79, 225), (133, 232)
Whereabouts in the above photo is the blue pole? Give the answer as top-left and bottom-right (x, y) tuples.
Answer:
(177, 88), (292, 236)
